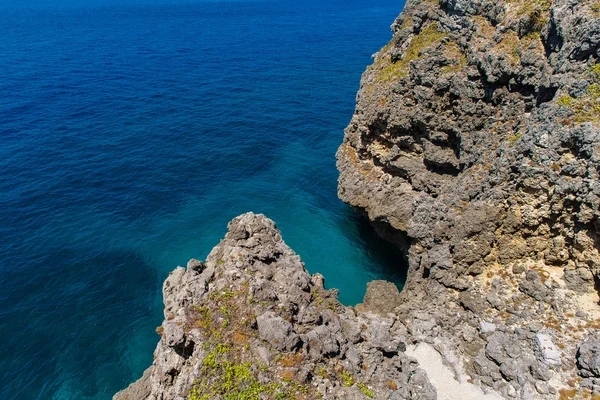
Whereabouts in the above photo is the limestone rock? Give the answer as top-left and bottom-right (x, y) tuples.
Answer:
(114, 213), (435, 400)
(362, 280), (402, 315)
(578, 338), (600, 378)
(535, 334), (561, 366)
(336, 0), (600, 396)
(256, 311), (300, 351)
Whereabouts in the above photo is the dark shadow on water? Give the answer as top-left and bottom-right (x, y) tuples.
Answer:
(350, 210), (410, 291)
(0, 247), (162, 400)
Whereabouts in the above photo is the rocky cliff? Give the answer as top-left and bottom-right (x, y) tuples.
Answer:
(336, 0), (600, 397)
(115, 213), (442, 400)
(116, 0), (600, 398)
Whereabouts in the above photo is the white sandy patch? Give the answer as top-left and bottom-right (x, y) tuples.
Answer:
(546, 265), (564, 285)
(405, 343), (504, 400)
(546, 264), (600, 319)
(575, 291), (600, 319)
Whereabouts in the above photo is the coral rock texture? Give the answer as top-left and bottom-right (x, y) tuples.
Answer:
(115, 213), (438, 400)
(336, 0), (600, 397)
(116, 0), (600, 397)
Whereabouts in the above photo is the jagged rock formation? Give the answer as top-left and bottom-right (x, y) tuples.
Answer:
(115, 213), (443, 400)
(336, 0), (600, 397)
(116, 0), (600, 398)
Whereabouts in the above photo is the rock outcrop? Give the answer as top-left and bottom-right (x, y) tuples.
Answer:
(116, 0), (600, 397)
(116, 213), (442, 400)
(336, 0), (600, 397)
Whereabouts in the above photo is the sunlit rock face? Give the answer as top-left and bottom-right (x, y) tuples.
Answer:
(114, 213), (437, 400)
(337, 0), (600, 397)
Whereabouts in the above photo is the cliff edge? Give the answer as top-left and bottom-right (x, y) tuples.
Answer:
(116, 213), (446, 399)
(336, 0), (600, 397)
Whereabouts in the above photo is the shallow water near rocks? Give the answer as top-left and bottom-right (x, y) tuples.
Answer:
(0, 0), (406, 398)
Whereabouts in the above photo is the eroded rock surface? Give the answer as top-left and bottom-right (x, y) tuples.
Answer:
(115, 213), (438, 400)
(336, 0), (600, 397)
(116, 0), (600, 397)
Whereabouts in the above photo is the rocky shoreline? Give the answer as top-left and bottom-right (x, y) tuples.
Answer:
(335, 0), (600, 396)
(114, 213), (600, 400)
(115, 213), (441, 399)
(116, 0), (600, 397)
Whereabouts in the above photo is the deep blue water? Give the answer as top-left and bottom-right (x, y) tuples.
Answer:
(0, 1), (406, 398)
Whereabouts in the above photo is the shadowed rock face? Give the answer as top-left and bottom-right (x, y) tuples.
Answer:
(337, 0), (600, 397)
(115, 213), (437, 400)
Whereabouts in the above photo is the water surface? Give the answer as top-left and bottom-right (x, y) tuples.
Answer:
(0, 0), (406, 398)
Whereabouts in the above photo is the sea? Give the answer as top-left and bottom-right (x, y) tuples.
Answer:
(0, 0), (407, 398)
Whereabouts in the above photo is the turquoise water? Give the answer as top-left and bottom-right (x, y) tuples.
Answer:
(0, 0), (406, 398)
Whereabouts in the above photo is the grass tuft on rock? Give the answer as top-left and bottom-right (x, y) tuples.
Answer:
(371, 22), (446, 84)
(556, 66), (600, 125)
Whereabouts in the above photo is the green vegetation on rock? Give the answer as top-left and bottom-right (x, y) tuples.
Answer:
(506, 0), (553, 32)
(372, 22), (446, 84)
(556, 65), (600, 125)
(189, 344), (285, 400)
(357, 383), (374, 398)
